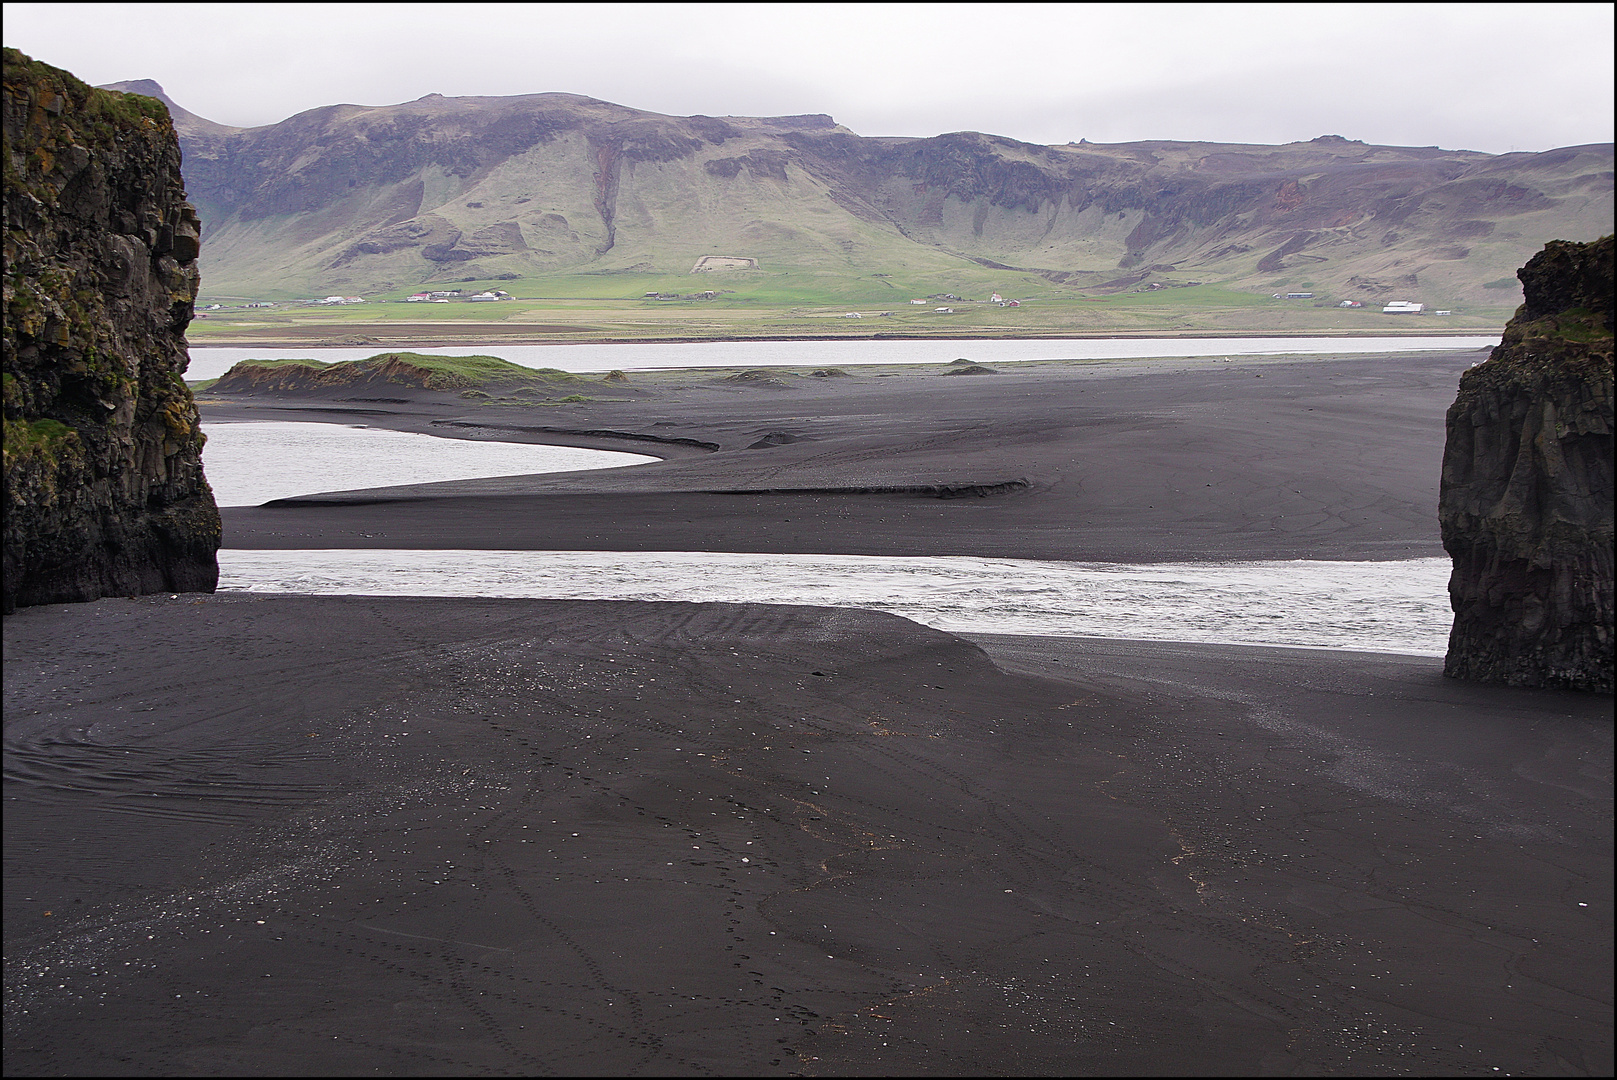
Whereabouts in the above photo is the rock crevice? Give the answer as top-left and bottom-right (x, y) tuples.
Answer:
(3, 49), (220, 613)
(1439, 235), (1614, 690)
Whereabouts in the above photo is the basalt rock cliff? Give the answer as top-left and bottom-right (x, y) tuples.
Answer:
(3, 50), (220, 613)
(1439, 235), (1614, 690)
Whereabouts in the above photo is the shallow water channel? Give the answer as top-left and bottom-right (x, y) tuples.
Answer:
(206, 421), (1453, 656)
(185, 334), (1499, 381)
(201, 421), (656, 506)
(218, 548), (1453, 656)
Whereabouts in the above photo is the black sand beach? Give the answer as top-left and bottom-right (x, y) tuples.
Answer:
(214, 350), (1470, 563)
(6, 349), (1612, 1075)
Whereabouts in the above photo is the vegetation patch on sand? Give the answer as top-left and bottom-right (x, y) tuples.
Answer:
(207, 352), (587, 395)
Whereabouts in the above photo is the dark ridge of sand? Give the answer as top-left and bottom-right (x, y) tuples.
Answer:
(4, 596), (1610, 1076)
(209, 350), (1473, 563)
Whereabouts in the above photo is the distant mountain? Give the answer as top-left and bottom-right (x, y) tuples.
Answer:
(101, 82), (1614, 308)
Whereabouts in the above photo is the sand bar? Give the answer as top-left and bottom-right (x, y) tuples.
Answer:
(212, 350), (1481, 564)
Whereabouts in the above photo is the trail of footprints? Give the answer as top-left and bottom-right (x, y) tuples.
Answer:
(316, 615), (1407, 1070)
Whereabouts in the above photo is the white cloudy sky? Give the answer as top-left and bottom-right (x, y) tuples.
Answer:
(5, 2), (1613, 154)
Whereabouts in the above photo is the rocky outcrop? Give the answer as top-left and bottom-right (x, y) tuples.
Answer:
(1439, 236), (1614, 690)
(3, 50), (220, 613)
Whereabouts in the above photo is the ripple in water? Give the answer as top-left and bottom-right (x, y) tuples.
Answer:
(218, 549), (1455, 656)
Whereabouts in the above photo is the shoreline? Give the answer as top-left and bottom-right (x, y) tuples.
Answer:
(10, 342), (1608, 1075)
(210, 349), (1476, 565)
(207, 544), (1456, 656)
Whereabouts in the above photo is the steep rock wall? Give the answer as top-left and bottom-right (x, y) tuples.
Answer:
(3, 49), (219, 613)
(1439, 235), (1613, 690)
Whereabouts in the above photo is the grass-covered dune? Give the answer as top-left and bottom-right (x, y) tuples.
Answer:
(204, 352), (591, 398)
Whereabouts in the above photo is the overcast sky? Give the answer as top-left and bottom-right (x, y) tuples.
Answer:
(5, 2), (1613, 154)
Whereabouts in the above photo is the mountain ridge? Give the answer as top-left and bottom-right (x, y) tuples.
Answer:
(100, 81), (1613, 310)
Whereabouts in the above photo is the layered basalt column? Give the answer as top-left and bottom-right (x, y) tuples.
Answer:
(3, 50), (220, 613)
(1439, 235), (1614, 690)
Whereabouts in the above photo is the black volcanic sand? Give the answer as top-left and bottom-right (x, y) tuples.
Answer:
(3, 596), (1610, 1075)
(6, 348), (1612, 1075)
(211, 350), (1479, 562)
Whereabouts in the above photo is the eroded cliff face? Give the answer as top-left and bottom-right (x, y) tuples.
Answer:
(1439, 235), (1614, 690)
(3, 49), (219, 613)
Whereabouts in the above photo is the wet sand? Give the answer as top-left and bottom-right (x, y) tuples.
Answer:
(5, 348), (1612, 1075)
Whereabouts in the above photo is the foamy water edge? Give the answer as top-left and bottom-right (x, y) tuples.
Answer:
(218, 549), (1453, 656)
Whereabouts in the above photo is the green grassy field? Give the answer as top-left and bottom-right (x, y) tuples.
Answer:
(189, 275), (1509, 345)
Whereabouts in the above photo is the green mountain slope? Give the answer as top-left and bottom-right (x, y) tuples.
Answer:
(99, 83), (1613, 314)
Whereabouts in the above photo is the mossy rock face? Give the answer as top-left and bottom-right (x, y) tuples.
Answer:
(1518, 236), (1615, 331)
(3, 49), (219, 612)
(1439, 235), (1613, 690)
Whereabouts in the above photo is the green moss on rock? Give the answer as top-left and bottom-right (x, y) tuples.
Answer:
(3, 49), (220, 612)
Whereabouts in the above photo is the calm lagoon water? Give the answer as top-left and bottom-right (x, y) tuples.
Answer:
(219, 549), (1454, 657)
(185, 335), (1499, 381)
(201, 421), (656, 506)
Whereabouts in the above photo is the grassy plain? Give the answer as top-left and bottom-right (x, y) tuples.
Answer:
(189, 275), (1508, 346)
